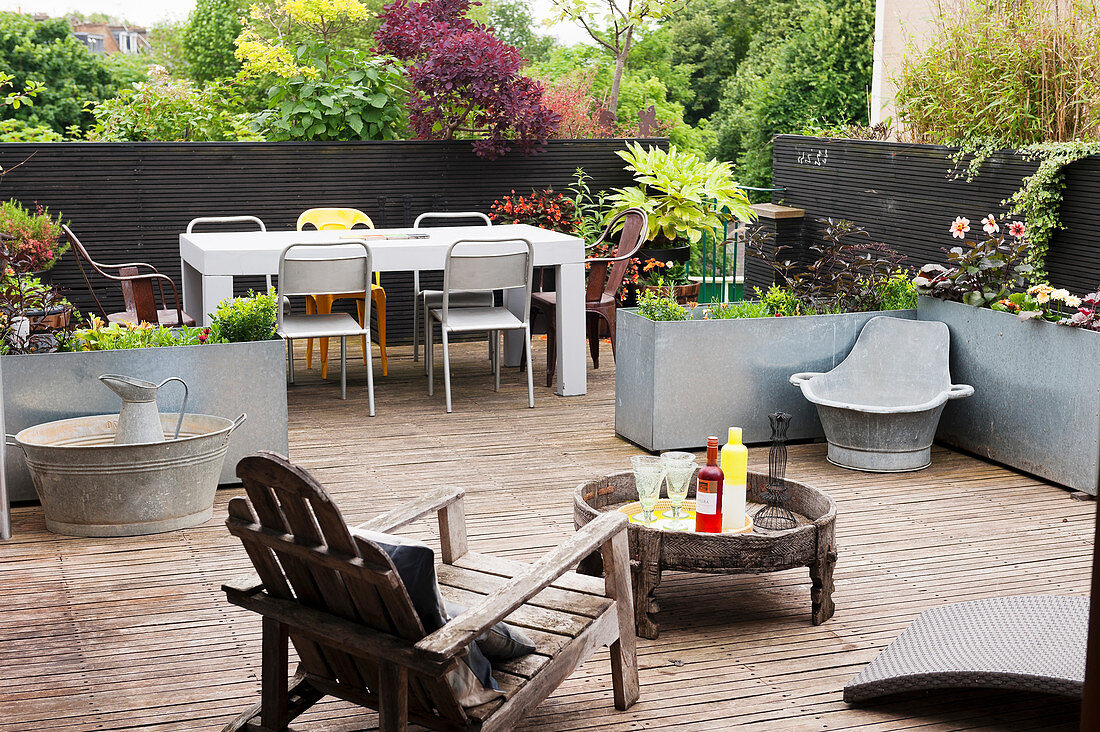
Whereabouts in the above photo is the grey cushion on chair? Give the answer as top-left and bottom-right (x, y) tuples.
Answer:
(445, 600), (537, 661)
(351, 527), (502, 707)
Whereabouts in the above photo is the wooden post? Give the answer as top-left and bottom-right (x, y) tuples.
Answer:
(260, 618), (290, 731)
(438, 499), (468, 564)
(601, 528), (640, 710)
(1081, 497), (1099, 732)
(377, 661), (409, 732)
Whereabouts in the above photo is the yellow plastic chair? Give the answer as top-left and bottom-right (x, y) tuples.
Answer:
(296, 208), (388, 378)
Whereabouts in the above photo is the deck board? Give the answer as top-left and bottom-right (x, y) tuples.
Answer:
(0, 338), (1091, 731)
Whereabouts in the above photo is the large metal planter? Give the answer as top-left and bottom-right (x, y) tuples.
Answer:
(615, 307), (917, 451)
(2, 339), (288, 502)
(918, 297), (1100, 494)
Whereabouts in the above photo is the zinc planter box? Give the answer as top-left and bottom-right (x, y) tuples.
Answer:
(2, 339), (289, 502)
(615, 307), (917, 451)
(917, 297), (1100, 495)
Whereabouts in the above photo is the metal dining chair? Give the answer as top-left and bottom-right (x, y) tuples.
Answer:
(296, 208), (388, 378)
(411, 211), (494, 368)
(186, 215), (269, 288)
(531, 207), (647, 388)
(66, 225), (196, 327)
(427, 238), (535, 413)
(278, 240), (376, 412)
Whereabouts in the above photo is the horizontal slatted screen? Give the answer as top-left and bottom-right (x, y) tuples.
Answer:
(0, 139), (657, 342)
(771, 135), (1100, 295)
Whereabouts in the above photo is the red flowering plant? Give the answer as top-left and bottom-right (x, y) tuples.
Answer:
(0, 199), (68, 273)
(376, 0), (559, 159)
(490, 187), (641, 298)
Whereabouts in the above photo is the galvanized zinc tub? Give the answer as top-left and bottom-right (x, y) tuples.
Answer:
(14, 413), (244, 537)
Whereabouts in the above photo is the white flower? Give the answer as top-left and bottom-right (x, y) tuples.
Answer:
(1050, 289), (1071, 302)
(981, 214), (999, 234)
(1065, 295), (1083, 308)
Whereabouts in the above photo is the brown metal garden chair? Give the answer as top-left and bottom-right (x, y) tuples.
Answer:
(531, 208), (647, 388)
(64, 224), (195, 327)
(222, 452), (639, 732)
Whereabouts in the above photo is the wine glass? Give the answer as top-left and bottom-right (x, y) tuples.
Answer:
(630, 455), (664, 525)
(660, 452), (696, 530)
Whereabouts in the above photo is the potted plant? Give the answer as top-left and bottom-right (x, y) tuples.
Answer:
(607, 143), (755, 265)
(1, 290), (288, 502)
(616, 220), (920, 451)
(0, 200), (68, 281)
(914, 215), (1100, 495)
(640, 258), (699, 304)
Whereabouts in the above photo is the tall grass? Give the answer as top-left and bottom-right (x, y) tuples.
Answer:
(897, 0), (1100, 145)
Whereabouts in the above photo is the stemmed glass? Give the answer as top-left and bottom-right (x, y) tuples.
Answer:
(631, 455), (664, 525)
(660, 452), (696, 530)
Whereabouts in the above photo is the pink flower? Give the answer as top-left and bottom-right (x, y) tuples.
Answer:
(950, 216), (970, 239)
(1008, 221), (1026, 238)
(981, 214), (999, 234)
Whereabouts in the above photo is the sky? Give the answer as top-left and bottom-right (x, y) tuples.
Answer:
(0, 0), (590, 43)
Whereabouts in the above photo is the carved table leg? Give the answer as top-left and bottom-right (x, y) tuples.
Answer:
(810, 546), (837, 625)
(631, 530), (663, 640)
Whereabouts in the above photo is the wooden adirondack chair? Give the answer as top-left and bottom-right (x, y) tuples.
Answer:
(222, 452), (639, 732)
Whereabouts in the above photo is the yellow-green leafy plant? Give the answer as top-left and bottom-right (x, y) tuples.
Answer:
(236, 0), (405, 141)
(607, 142), (755, 248)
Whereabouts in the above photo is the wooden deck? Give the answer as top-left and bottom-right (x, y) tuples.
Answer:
(1, 339), (1093, 731)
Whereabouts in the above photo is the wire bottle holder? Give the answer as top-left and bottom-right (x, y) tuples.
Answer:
(755, 411), (798, 530)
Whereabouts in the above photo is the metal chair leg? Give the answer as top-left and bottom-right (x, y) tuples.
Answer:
(412, 270), (420, 362)
(524, 325), (534, 408)
(494, 331), (500, 392)
(427, 313), (434, 396)
(442, 329), (452, 413)
(365, 328), (375, 417)
(340, 336), (347, 400)
(287, 339), (295, 385)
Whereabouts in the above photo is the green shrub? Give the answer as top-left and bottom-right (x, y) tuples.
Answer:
(88, 66), (257, 141)
(755, 284), (804, 316)
(897, 0), (1100, 147)
(210, 289), (278, 342)
(636, 288), (688, 321)
(185, 0), (246, 84)
(705, 300), (770, 319)
(65, 319), (213, 351)
(871, 269), (918, 311)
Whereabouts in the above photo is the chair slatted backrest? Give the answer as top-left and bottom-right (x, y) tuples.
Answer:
(228, 453), (468, 726)
(278, 241), (372, 301)
(585, 208), (647, 304)
(297, 208), (374, 231)
(442, 238), (533, 320)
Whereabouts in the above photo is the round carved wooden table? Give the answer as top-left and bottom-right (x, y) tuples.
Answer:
(574, 469), (837, 640)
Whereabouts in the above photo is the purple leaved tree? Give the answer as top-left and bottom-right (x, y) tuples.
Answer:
(376, 0), (560, 159)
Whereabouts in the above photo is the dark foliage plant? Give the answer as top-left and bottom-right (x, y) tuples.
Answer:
(0, 242), (77, 354)
(747, 217), (908, 312)
(375, 0), (559, 159)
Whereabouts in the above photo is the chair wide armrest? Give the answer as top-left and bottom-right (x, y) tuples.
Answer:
(415, 511), (628, 660)
(355, 486), (465, 534)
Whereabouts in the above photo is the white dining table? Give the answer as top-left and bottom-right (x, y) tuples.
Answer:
(179, 224), (588, 396)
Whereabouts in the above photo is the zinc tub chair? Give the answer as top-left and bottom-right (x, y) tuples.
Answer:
(790, 316), (974, 472)
(531, 208), (647, 388)
(222, 452), (639, 732)
(297, 208), (388, 378)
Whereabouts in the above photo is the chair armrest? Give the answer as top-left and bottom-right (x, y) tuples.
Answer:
(415, 511), (628, 660)
(356, 486), (464, 533)
(222, 572), (264, 596)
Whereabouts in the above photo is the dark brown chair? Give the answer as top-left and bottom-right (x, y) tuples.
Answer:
(531, 208), (648, 388)
(65, 225), (196, 327)
(222, 452), (638, 732)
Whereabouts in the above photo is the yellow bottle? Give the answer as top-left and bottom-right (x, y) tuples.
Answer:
(721, 427), (748, 531)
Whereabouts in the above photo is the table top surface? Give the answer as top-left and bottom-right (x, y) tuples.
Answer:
(180, 223), (586, 273)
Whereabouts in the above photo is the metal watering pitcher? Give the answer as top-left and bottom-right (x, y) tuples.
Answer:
(98, 374), (189, 445)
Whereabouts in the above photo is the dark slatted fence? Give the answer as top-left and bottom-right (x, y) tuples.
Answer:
(0, 139), (655, 342)
(771, 135), (1100, 295)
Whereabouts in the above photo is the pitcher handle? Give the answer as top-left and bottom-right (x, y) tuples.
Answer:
(156, 377), (189, 440)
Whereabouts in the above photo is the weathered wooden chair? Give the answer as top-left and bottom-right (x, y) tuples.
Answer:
(222, 452), (639, 731)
